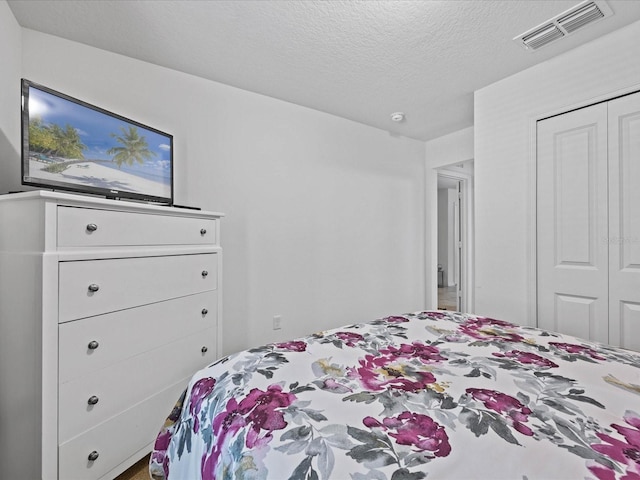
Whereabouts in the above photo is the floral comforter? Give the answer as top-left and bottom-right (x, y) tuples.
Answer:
(150, 311), (640, 480)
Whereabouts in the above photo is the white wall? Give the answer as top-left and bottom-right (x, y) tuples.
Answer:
(13, 28), (425, 355)
(425, 127), (473, 308)
(0, 1), (22, 194)
(475, 19), (640, 326)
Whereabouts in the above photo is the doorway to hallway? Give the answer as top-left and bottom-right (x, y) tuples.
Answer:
(436, 161), (473, 312)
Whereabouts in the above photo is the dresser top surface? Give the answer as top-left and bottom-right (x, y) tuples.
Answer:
(0, 190), (224, 218)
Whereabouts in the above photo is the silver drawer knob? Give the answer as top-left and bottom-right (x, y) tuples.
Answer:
(88, 340), (99, 350)
(201, 270), (208, 278)
(201, 346), (208, 353)
(200, 228), (207, 235)
(88, 284), (100, 292)
(87, 396), (99, 405)
(201, 308), (208, 315)
(88, 451), (99, 462)
(86, 223), (98, 232)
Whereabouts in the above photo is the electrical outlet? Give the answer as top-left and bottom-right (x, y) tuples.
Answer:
(273, 315), (282, 330)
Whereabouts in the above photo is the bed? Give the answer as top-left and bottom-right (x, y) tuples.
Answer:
(150, 311), (640, 480)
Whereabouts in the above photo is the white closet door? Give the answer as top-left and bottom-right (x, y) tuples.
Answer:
(537, 103), (609, 343)
(608, 91), (640, 351)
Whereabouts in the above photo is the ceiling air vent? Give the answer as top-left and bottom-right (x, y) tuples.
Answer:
(521, 24), (565, 50)
(514, 0), (613, 51)
(558, 2), (605, 33)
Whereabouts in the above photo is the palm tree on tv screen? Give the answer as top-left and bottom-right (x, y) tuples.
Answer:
(29, 118), (86, 159)
(107, 125), (156, 169)
(57, 124), (86, 159)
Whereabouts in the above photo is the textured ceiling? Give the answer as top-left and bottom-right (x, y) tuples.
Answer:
(7, 0), (640, 141)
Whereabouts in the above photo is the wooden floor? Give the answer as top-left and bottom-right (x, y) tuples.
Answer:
(114, 454), (151, 480)
(438, 285), (457, 310)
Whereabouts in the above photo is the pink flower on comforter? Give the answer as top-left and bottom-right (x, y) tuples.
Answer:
(349, 344), (441, 393)
(381, 342), (446, 364)
(466, 388), (534, 436)
(384, 315), (410, 323)
(364, 411), (451, 457)
(151, 431), (172, 479)
(204, 385), (297, 478)
(492, 349), (559, 368)
(238, 385), (297, 448)
(348, 355), (436, 392)
(589, 410), (640, 480)
(189, 377), (216, 433)
(274, 340), (307, 352)
(212, 385), (296, 449)
(335, 331), (365, 346)
(549, 342), (606, 360)
(460, 316), (525, 343)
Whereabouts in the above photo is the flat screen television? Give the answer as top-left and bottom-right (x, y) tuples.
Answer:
(21, 79), (173, 204)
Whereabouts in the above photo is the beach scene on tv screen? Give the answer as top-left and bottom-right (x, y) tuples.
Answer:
(26, 86), (171, 199)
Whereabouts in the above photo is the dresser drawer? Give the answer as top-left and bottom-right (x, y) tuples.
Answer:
(59, 326), (216, 442)
(57, 206), (216, 247)
(59, 292), (217, 383)
(58, 379), (186, 480)
(58, 253), (217, 322)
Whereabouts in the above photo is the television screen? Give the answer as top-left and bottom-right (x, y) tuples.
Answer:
(21, 79), (173, 204)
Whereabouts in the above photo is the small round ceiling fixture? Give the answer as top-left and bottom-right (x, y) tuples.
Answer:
(390, 112), (405, 122)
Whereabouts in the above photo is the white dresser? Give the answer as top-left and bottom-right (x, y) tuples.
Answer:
(0, 191), (223, 480)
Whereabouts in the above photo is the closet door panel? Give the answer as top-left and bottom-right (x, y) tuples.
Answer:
(620, 302), (640, 351)
(608, 91), (640, 351)
(537, 104), (609, 343)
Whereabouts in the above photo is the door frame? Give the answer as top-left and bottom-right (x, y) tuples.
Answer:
(434, 166), (474, 313)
